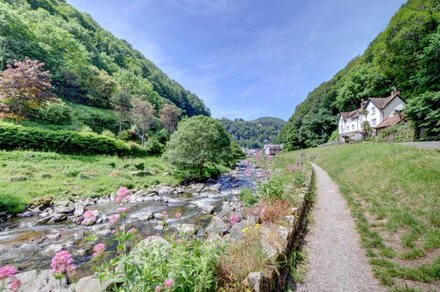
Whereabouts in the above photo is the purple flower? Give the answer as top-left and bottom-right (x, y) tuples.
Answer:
(163, 278), (174, 288)
(51, 250), (76, 275)
(0, 265), (18, 280)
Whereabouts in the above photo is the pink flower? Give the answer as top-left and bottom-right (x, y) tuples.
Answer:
(175, 212), (182, 219)
(155, 286), (162, 292)
(163, 278), (174, 288)
(0, 265), (18, 280)
(92, 243), (106, 258)
(161, 211), (168, 218)
(128, 227), (137, 234)
(116, 207), (129, 214)
(115, 187), (131, 204)
(51, 250), (76, 275)
(229, 213), (240, 225)
(83, 210), (96, 219)
(245, 167), (252, 176)
(8, 278), (21, 292)
(108, 214), (120, 224)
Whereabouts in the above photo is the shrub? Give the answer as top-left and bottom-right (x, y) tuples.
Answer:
(37, 101), (72, 124)
(240, 188), (258, 207)
(101, 129), (116, 138)
(145, 136), (164, 155)
(375, 123), (415, 143)
(0, 122), (148, 157)
(257, 176), (284, 202)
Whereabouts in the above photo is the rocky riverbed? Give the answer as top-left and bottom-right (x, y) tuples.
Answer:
(0, 162), (264, 280)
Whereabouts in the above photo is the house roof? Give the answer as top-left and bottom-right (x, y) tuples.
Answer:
(263, 144), (282, 150)
(340, 108), (360, 119)
(368, 90), (401, 110)
(375, 115), (404, 129)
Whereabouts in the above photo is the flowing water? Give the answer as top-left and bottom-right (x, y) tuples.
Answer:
(0, 162), (259, 278)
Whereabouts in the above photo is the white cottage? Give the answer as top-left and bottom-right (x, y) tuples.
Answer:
(338, 91), (405, 142)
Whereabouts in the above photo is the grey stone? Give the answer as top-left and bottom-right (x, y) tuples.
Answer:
(153, 225), (163, 232)
(244, 272), (270, 292)
(54, 201), (74, 214)
(37, 216), (51, 225)
(42, 244), (62, 256)
(75, 276), (105, 292)
(97, 228), (112, 236)
(73, 203), (85, 217)
(48, 213), (67, 223)
(15, 270), (73, 292)
(175, 223), (197, 234)
(46, 232), (61, 240)
(73, 249), (86, 257)
(205, 216), (229, 236)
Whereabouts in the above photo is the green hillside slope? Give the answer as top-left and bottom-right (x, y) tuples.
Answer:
(278, 0), (440, 149)
(0, 0), (209, 120)
(219, 117), (286, 148)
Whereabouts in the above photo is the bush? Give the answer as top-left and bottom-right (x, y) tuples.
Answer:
(73, 105), (118, 133)
(257, 176), (284, 202)
(37, 101), (72, 124)
(375, 123), (415, 143)
(99, 236), (224, 291)
(145, 136), (164, 155)
(239, 188), (258, 207)
(0, 122), (148, 157)
(101, 129), (116, 138)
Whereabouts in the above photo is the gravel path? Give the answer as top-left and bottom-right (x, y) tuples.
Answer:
(297, 163), (385, 292)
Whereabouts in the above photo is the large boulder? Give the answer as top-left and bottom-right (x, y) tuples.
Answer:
(243, 272), (270, 292)
(205, 216), (229, 236)
(75, 276), (105, 292)
(13, 270), (73, 292)
(54, 201), (75, 214)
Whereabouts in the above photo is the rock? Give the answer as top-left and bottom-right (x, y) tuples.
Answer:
(15, 269), (73, 292)
(73, 203), (85, 217)
(153, 225), (163, 232)
(17, 210), (34, 217)
(175, 223), (197, 234)
(202, 204), (215, 214)
(37, 216), (51, 225)
(205, 216), (229, 236)
(129, 170), (152, 177)
(97, 228), (112, 236)
(186, 183), (205, 194)
(46, 232), (61, 240)
(153, 212), (163, 220)
(158, 186), (174, 196)
(73, 249), (86, 257)
(75, 276), (105, 292)
(285, 215), (295, 225)
(48, 213), (67, 223)
(208, 183), (222, 192)
(228, 218), (257, 241)
(244, 272), (270, 292)
(39, 207), (54, 218)
(54, 201), (74, 214)
(42, 244), (63, 256)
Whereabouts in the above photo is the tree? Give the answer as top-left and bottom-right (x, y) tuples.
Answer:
(0, 58), (56, 124)
(130, 97), (155, 147)
(160, 103), (180, 134)
(111, 88), (132, 134)
(405, 91), (440, 141)
(165, 116), (231, 176)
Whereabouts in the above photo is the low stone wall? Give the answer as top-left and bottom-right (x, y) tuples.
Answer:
(244, 164), (316, 291)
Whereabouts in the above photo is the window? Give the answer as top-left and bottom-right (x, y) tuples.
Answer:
(341, 126), (344, 133)
(347, 126), (349, 132)
(352, 125), (355, 131)
(371, 107), (375, 115)
(372, 119), (377, 126)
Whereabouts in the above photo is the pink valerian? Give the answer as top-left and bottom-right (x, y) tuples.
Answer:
(0, 265), (18, 280)
(8, 278), (21, 292)
(108, 214), (120, 224)
(82, 210), (97, 225)
(174, 212), (182, 219)
(245, 167), (252, 176)
(115, 187), (131, 204)
(116, 207), (129, 214)
(50, 250), (76, 276)
(229, 213), (240, 225)
(127, 227), (137, 234)
(163, 278), (174, 288)
(92, 243), (106, 258)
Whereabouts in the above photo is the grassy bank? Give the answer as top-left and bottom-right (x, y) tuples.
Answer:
(0, 150), (179, 214)
(279, 143), (440, 290)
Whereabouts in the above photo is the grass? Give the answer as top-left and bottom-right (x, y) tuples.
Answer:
(0, 150), (179, 214)
(279, 143), (440, 289)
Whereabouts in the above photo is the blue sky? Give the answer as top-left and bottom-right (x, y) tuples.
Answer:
(67, 0), (406, 120)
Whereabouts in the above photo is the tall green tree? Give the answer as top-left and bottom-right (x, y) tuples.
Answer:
(111, 88), (132, 134)
(165, 116), (231, 176)
(130, 98), (155, 147)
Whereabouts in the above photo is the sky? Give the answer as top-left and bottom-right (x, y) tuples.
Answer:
(67, 0), (406, 120)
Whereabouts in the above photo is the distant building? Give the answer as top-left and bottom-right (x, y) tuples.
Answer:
(263, 144), (282, 155)
(338, 91), (405, 143)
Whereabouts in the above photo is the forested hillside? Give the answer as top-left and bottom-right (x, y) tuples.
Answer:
(0, 0), (209, 124)
(278, 0), (440, 149)
(220, 117), (286, 148)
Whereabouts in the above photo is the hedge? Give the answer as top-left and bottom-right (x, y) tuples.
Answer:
(0, 122), (148, 157)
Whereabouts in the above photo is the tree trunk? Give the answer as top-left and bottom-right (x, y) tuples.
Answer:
(199, 162), (204, 177)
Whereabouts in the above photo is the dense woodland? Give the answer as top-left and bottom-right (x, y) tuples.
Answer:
(0, 0), (209, 139)
(219, 117), (286, 149)
(278, 0), (440, 149)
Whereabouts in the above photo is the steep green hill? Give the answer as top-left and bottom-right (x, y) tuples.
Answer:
(220, 117), (286, 148)
(0, 0), (209, 122)
(278, 0), (440, 149)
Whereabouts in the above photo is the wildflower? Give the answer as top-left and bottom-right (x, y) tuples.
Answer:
(82, 210), (97, 225)
(115, 187), (131, 204)
(128, 227), (137, 234)
(51, 250), (76, 276)
(116, 207), (129, 214)
(8, 278), (21, 292)
(92, 243), (106, 258)
(163, 278), (174, 288)
(0, 265), (18, 280)
(255, 223), (261, 229)
(108, 214), (120, 224)
(155, 286), (162, 292)
(175, 212), (182, 219)
(161, 211), (168, 218)
(242, 227), (249, 233)
(229, 213), (240, 225)
(245, 167), (252, 176)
